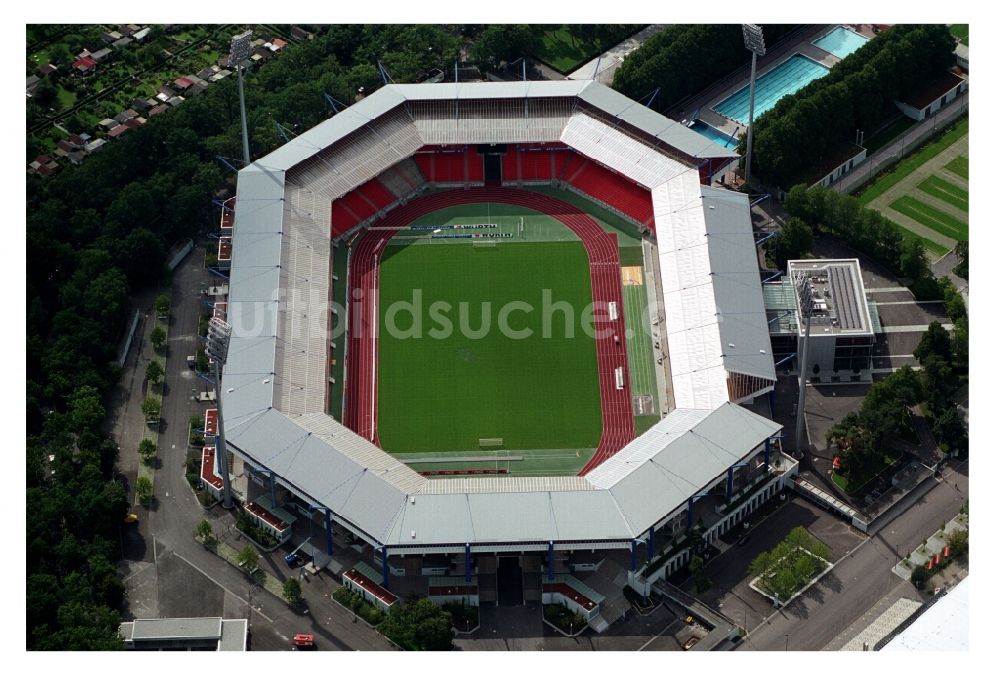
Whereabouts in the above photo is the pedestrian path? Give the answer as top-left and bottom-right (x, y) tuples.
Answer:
(891, 512), (968, 580)
(837, 596), (923, 650)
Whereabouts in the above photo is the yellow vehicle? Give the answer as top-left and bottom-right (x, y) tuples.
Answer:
(124, 513), (139, 524)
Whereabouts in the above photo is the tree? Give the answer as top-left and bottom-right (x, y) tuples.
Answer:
(914, 321), (952, 365)
(379, 595), (454, 651)
(282, 578), (303, 604)
(134, 476), (153, 506)
(946, 529), (969, 557)
(472, 24), (532, 71)
(141, 396), (160, 423)
(196, 519), (213, 541)
(237, 545), (259, 572)
(68, 385), (105, 435)
(932, 405), (967, 457)
(774, 216), (813, 267)
(688, 555), (711, 594)
(154, 294), (170, 318)
(150, 325), (166, 352)
(951, 316), (968, 374)
(922, 355), (956, 415)
(145, 360), (164, 387)
(953, 240), (968, 279)
(137, 438), (157, 464)
(899, 238), (930, 281)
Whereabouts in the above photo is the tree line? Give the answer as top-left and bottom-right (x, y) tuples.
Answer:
(612, 24), (799, 116)
(744, 24), (956, 188)
(26, 24), (466, 650)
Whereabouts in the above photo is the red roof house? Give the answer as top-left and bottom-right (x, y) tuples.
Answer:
(72, 56), (98, 73)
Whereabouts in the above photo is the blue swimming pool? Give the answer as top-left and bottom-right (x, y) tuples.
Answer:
(690, 120), (740, 150)
(712, 54), (830, 126)
(813, 26), (869, 60)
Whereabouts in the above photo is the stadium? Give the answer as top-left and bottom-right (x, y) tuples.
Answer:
(217, 80), (797, 629)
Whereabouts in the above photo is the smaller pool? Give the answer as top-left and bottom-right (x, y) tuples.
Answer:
(690, 120), (740, 150)
(813, 26), (869, 60)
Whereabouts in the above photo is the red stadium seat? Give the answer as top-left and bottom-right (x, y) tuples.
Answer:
(566, 157), (654, 225)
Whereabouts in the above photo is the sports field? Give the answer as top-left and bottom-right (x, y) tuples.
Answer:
(860, 117), (968, 255)
(377, 239), (602, 456)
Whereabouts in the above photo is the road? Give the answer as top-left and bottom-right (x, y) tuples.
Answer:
(117, 245), (392, 651)
(738, 460), (967, 650)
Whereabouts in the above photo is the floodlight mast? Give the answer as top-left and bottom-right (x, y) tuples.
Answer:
(742, 24), (766, 189)
(793, 272), (814, 456)
(229, 30), (253, 166)
(207, 317), (235, 509)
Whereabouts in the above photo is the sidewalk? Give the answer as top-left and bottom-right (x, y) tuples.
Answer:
(567, 25), (669, 84)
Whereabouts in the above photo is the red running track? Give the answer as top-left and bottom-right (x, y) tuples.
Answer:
(342, 187), (635, 474)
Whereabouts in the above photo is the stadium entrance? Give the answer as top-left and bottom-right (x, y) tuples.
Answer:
(496, 556), (524, 606)
(478, 144), (506, 186)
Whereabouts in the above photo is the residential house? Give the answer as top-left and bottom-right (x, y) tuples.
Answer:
(98, 118), (118, 131)
(133, 27), (151, 41)
(26, 75), (40, 94)
(894, 71), (968, 121)
(120, 24), (141, 37)
(187, 82), (208, 97)
(157, 84), (177, 100)
(197, 66), (218, 80)
(269, 38), (288, 52)
(68, 133), (90, 146)
(102, 30), (123, 44)
(114, 108), (139, 124)
(148, 103), (169, 117)
(83, 138), (107, 154)
(209, 69), (232, 82)
(166, 95), (185, 107)
(123, 117), (146, 129)
(173, 77), (194, 92)
(131, 98), (152, 113)
(38, 63), (58, 76)
(108, 124), (131, 139)
(67, 149), (87, 165)
(91, 47), (113, 62)
(56, 139), (76, 154)
(72, 55), (98, 75)
(112, 37), (133, 49)
(28, 155), (59, 176)
(290, 25), (313, 40)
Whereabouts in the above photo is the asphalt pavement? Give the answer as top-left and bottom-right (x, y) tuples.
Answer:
(116, 245), (393, 651)
(737, 460), (967, 650)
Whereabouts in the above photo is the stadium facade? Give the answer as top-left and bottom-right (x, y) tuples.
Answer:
(219, 80), (797, 627)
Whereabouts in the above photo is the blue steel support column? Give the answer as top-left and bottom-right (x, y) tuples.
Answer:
(765, 438), (772, 468)
(269, 473), (276, 507)
(381, 547), (390, 588)
(687, 497), (695, 530)
(324, 509), (333, 555)
(465, 543), (471, 583)
(630, 540), (637, 572)
(547, 541), (554, 581)
(647, 527), (655, 560)
(727, 467), (735, 500)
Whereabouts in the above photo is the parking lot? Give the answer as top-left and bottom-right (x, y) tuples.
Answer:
(693, 494), (864, 634)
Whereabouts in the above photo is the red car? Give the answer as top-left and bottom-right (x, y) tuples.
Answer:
(293, 633), (315, 649)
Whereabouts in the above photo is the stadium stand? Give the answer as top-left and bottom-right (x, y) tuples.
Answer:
(500, 144), (569, 183)
(565, 157), (654, 225)
(377, 158), (427, 197)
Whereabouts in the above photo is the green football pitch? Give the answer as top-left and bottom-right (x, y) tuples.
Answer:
(377, 237), (603, 458)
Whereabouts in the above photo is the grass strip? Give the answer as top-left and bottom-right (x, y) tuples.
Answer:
(857, 117), (968, 205)
(916, 176), (968, 212)
(889, 196), (967, 241)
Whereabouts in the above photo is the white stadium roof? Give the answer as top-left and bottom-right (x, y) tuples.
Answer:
(225, 80), (775, 549)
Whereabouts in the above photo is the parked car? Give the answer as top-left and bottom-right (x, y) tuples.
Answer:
(683, 636), (700, 650)
(284, 552), (305, 568)
(293, 633), (315, 649)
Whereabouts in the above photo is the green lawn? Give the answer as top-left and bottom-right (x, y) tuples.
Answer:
(895, 224), (948, 257)
(857, 117), (969, 205)
(329, 244), (350, 422)
(55, 86), (76, 111)
(377, 239), (602, 455)
(529, 25), (640, 74)
(944, 155), (968, 180)
(889, 196), (968, 241)
(916, 175), (968, 212)
(622, 285), (657, 405)
(950, 24), (969, 45)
